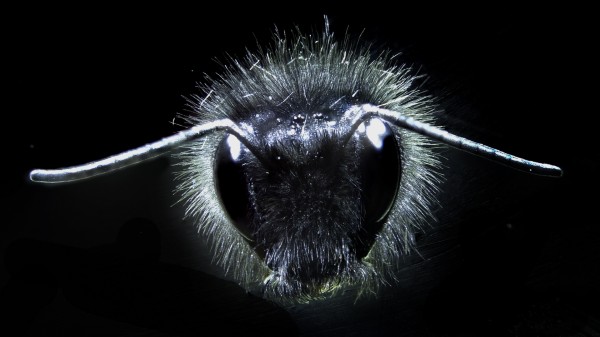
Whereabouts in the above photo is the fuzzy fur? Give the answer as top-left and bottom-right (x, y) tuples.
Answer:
(174, 23), (442, 303)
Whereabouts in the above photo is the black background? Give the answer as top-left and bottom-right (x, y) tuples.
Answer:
(3, 3), (597, 336)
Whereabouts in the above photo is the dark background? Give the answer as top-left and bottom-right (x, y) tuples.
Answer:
(3, 3), (597, 336)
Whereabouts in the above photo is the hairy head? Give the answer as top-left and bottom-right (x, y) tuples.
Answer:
(175, 22), (442, 302)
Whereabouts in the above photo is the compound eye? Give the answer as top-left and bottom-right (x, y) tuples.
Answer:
(355, 119), (401, 255)
(214, 134), (254, 241)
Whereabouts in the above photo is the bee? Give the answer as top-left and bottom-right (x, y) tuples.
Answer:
(29, 18), (562, 303)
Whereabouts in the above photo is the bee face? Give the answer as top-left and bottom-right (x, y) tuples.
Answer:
(26, 17), (562, 305)
(175, 27), (441, 300)
(214, 111), (404, 297)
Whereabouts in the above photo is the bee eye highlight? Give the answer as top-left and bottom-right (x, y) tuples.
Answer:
(226, 134), (242, 161)
(361, 118), (388, 150)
